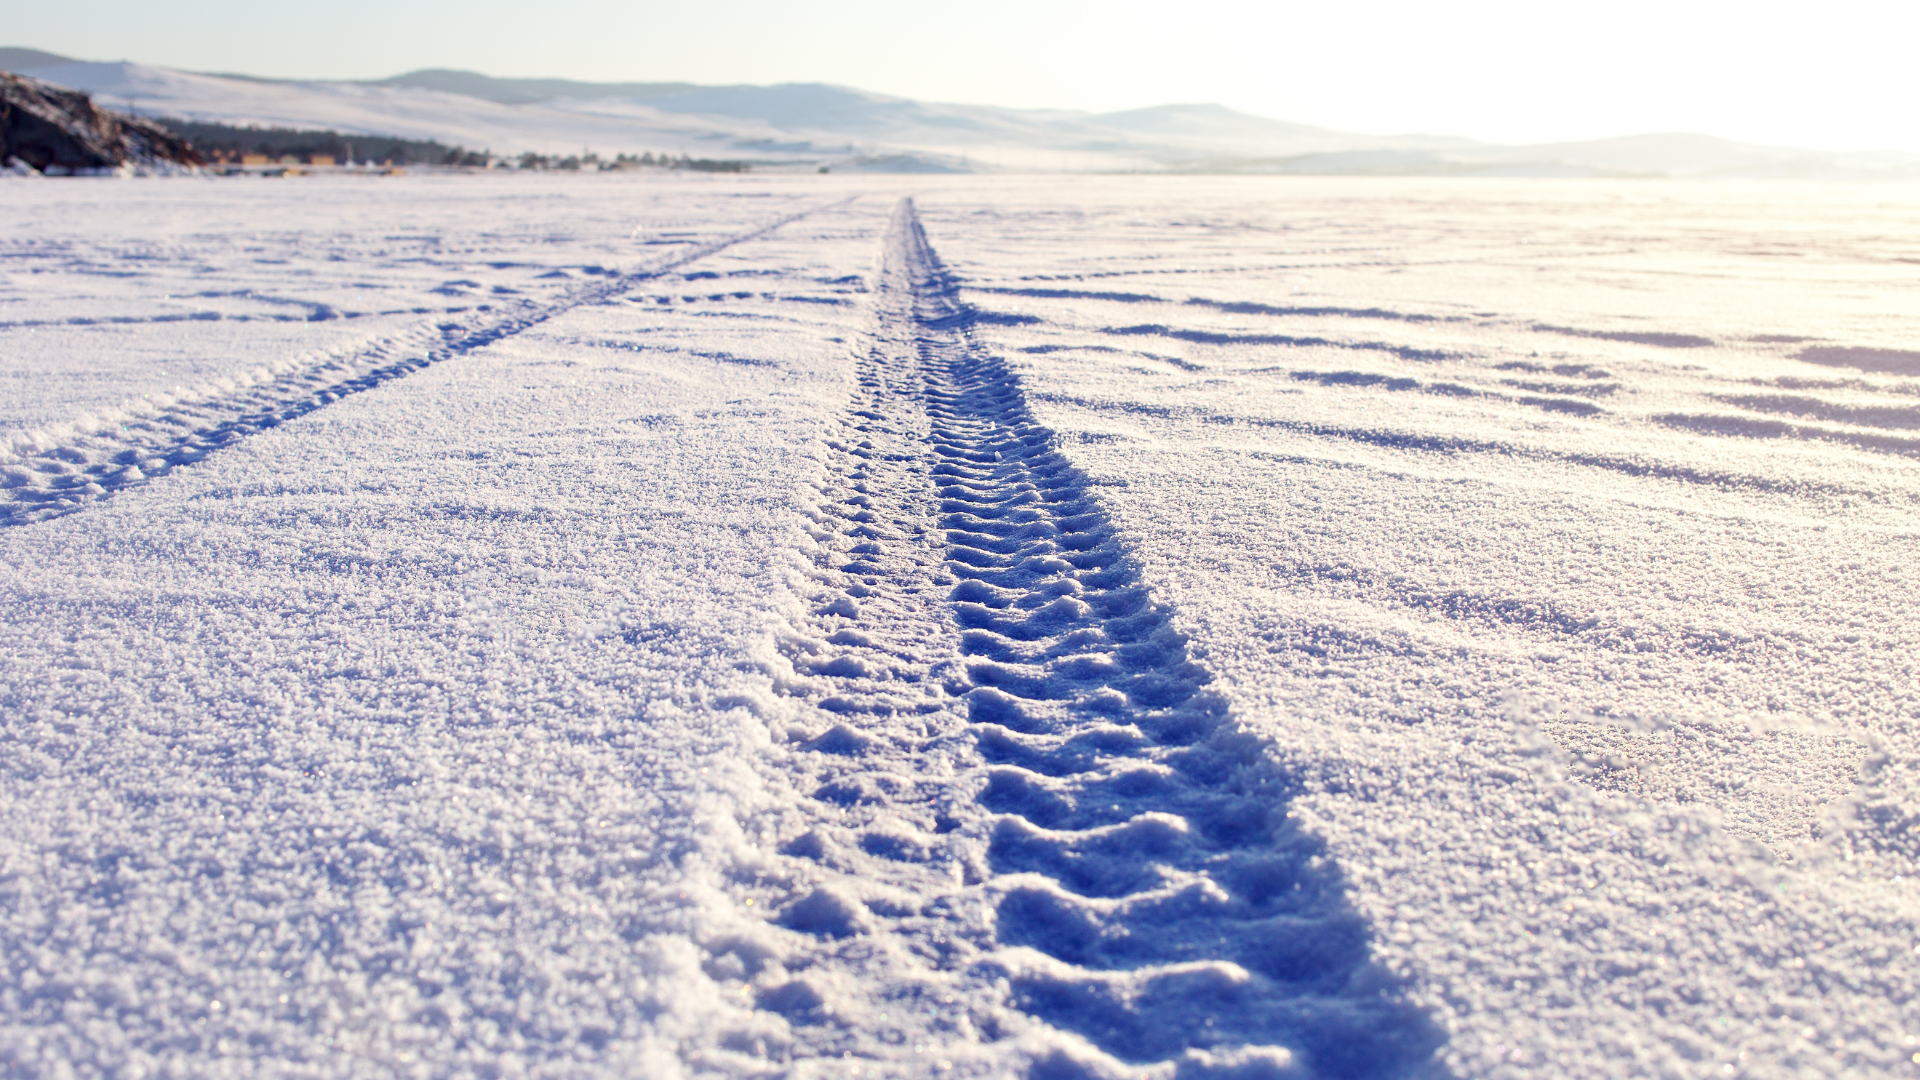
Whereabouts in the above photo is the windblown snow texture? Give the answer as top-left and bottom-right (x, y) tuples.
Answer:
(0, 198), (839, 525)
(914, 179), (1920, 1078)
(0, 182), (890, 1079)
(2, 174), (1917, 1079)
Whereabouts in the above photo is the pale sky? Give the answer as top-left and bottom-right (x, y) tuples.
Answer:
(12, 0), (1918, 152)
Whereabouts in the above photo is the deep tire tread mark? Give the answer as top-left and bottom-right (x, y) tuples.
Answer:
(752, 200), (1443, 1079)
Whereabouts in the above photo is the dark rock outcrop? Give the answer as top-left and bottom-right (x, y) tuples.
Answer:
(1, 71), (202, 174)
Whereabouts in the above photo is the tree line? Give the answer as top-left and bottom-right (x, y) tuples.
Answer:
(158, 119), (463, 164)
(520, 150), (749, 172)
(160, 119), (750, 172)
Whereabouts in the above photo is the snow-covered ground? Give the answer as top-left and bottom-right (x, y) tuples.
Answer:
(1, 173), (1917, 1079)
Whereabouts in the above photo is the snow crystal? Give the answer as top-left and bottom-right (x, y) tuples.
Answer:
(3, 173), (1917, 1079)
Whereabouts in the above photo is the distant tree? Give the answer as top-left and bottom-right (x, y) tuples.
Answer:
(677, 157), (748, 173)
(157, 118), (457, 166)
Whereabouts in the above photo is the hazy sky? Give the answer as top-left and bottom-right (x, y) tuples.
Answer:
(12, 0), (1917, 152)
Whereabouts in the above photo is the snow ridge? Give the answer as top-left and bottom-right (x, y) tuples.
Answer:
(741, 200), (1439, 1077)
(0, 199), (845, 526)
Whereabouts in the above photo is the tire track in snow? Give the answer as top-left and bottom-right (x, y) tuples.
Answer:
(744, 200), (1440, 1078)
(0, 199), (850, 527)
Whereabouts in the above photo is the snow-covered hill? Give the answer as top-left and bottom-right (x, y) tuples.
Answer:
(1207, 131), (1920, 180)
(7, 49), (1919, 176)
(11, 60), (775, 160)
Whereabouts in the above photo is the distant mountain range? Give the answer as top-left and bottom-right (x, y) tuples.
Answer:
(5, 46), (1917, 178)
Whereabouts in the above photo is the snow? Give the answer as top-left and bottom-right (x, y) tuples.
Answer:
(2, 173), (1918, 1079)
(919, 178), (1920, 1076)
(14, 61), (798, 161)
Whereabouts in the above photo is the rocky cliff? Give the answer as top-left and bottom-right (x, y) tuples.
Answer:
(2, 71), (201, 174)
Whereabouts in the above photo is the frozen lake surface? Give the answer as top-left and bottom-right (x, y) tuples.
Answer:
(2, 173), (1917, 1079)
